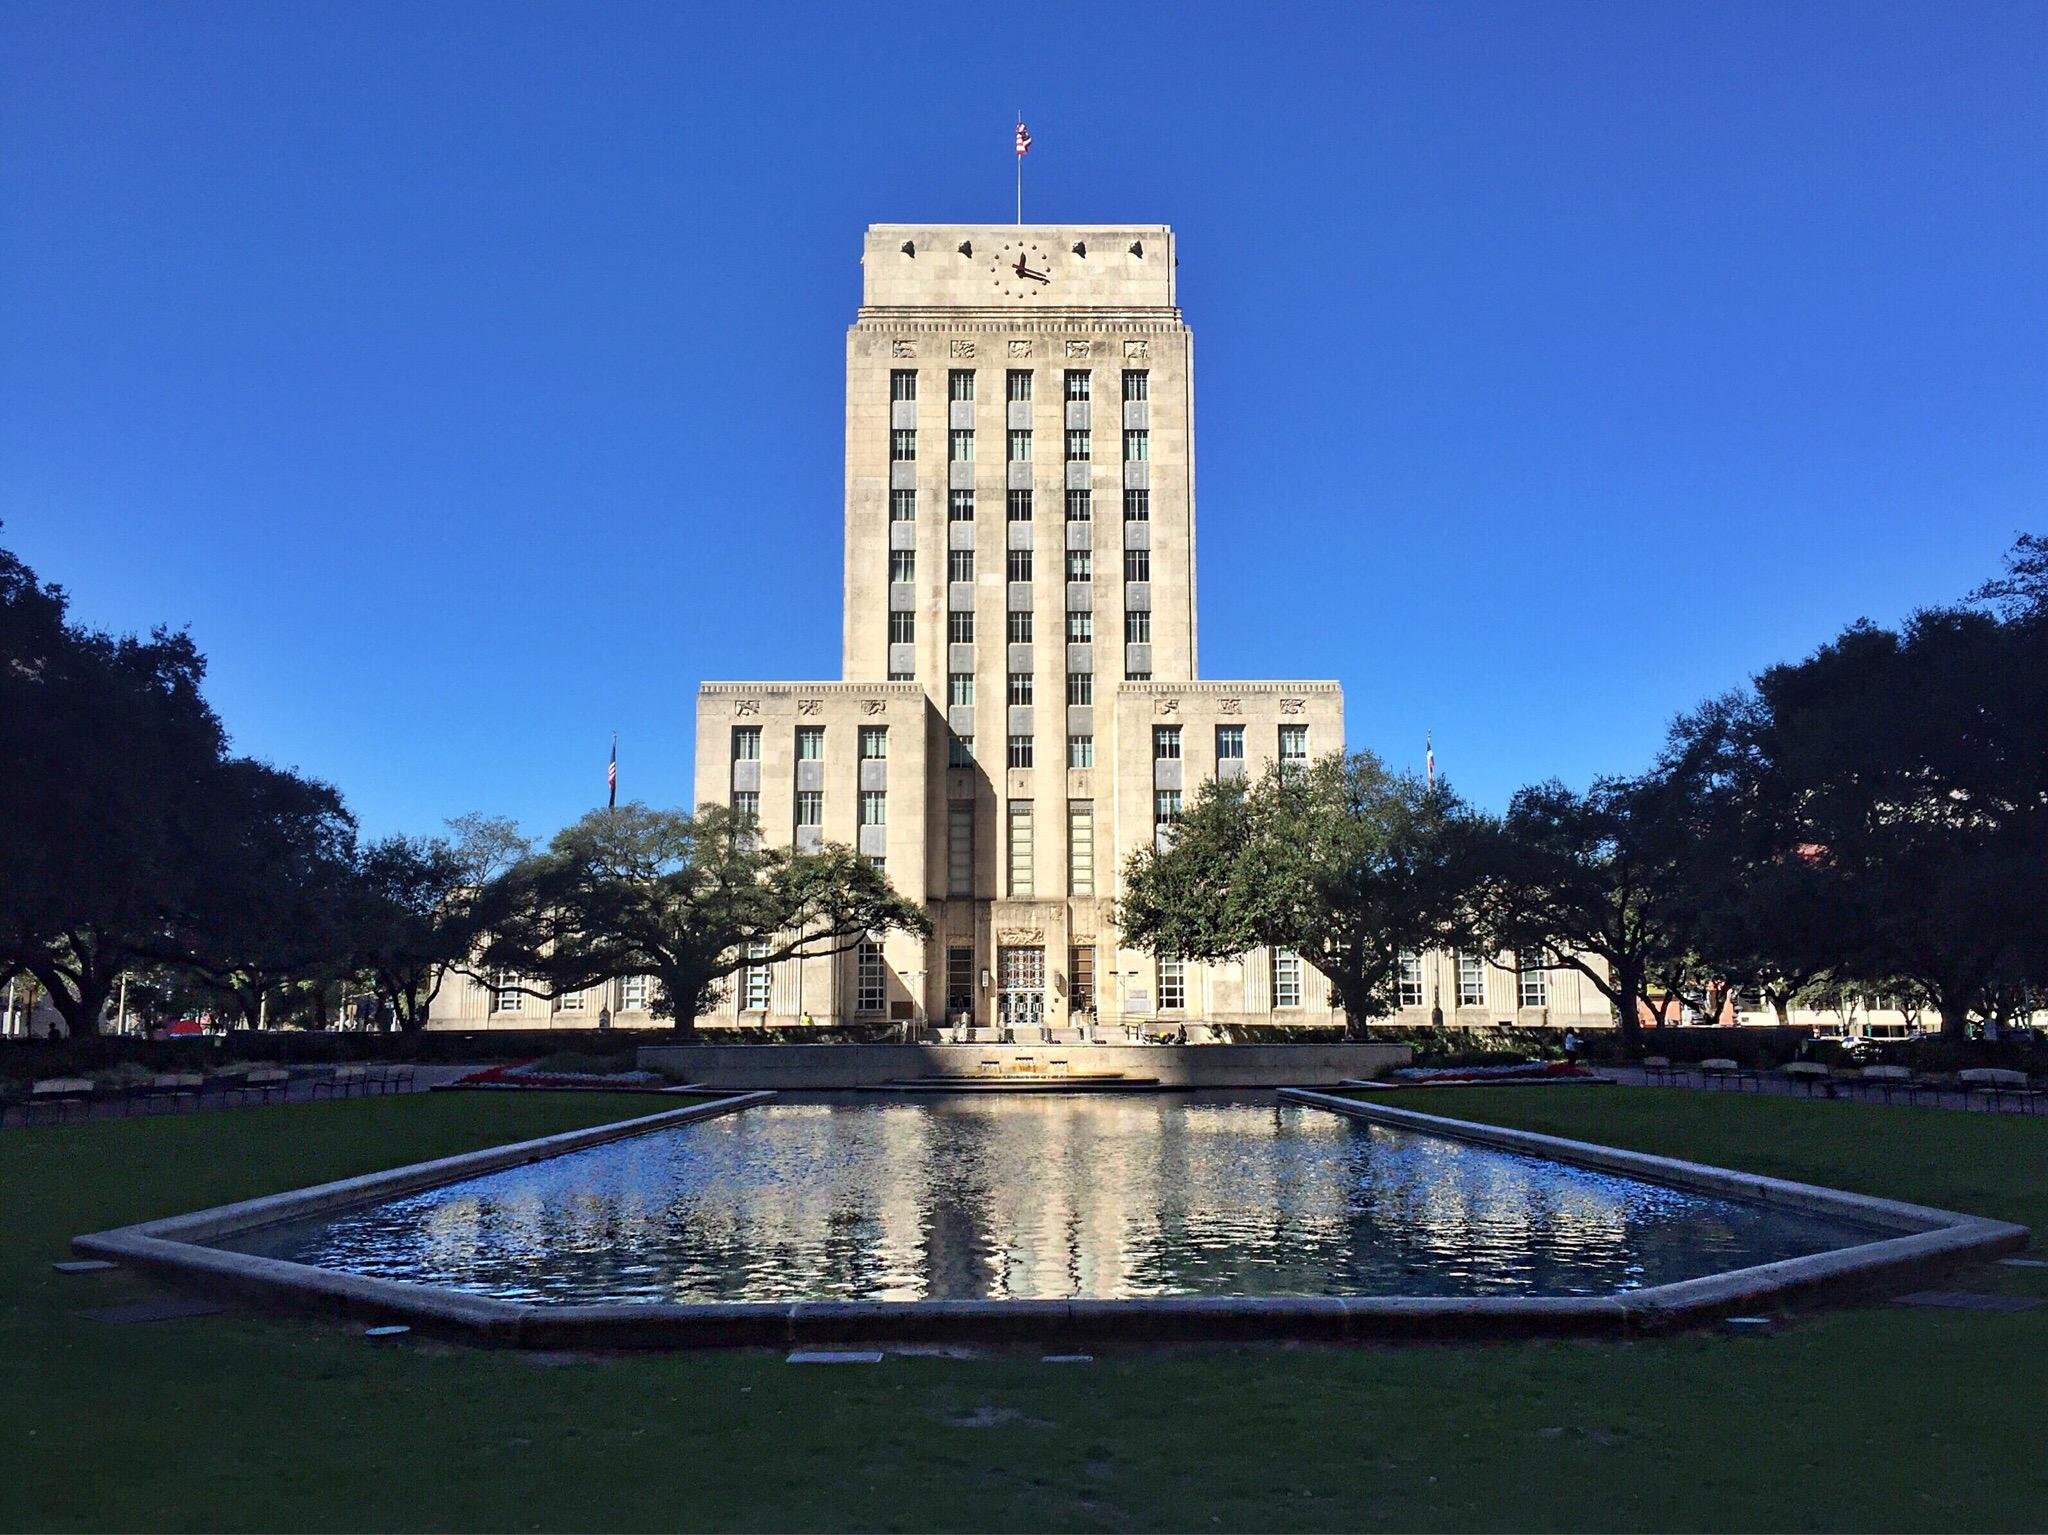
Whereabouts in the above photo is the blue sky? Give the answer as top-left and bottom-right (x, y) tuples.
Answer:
(4, 1), (2042, 839)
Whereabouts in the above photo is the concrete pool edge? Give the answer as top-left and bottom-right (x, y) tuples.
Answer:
(70, 1088), (2029, 1349)
(1280, 1088), (2031, 1329)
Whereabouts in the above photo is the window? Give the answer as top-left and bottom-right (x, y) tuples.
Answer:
(1065, 429), (1091, 462)
(795, 790), (823, 827)
(1396, 952), (1423, 1009)
(1006, 548), (1033, 583)
(1124, 489), (1150, 521)
(859, 790), (886, 826)
(730, 789), (760, 826)
(1278, 725), (1308, 769)
(1069, 945), (1095, 1012)
(1154, 789), (1182, 828)
(1006, 369), (1032, 403)
(1157, 952), (1186, 1011)
(1128, 668), (1152, 682)
(1125, 610), (1152, 644)
(1065, 489), (1092, 521)
(887, 610), (913, 644)
(1518, 955), (1549, 1009)
(890, 369), (917, 403)
(796, 727), (825, 761)
(889, 549), (914, 583)
(559, 988), (585, 1012)
(946, 946), (975, 1016)
(1068, 800), (1094, 895)
(949, 428), (974, 462)
(1065, 370), (1091, 402)
(1008, 430), (1032, 462)
(1067, 734), (1094, 768)
(949, 489), (975, 522)
(732, 726), (761, 761)
(1007, 489), (1033, 522)
(1154, 726), (1182, 760)
(1216, 724), (1245, 762)
(1123, 430), (1149, 461)
(889, 489), (915, 521)
(621, 974), (649, 1011)
(1065, 609), (1093, 643)
(491, 971), (523, 1013)
(949, 733), (974, 769)
(949, 368), (974, 403)
(1066, 672), (1093, 706)
(1065, 549), (1092, 582)
(1007, 610), (1034, 644)
(1007, 800), (1034, 896)
(1007, 734), (1034, 769)
(859, 726), (887, 760)
(1124, 548), (1151, 583)
(890, 429), (916, 461)
(856, 941), (886, 1015)
(1457, 953), (1487, 1008)
(864, 854), (885, 873)
(948, 611), (975, 644)
(1275, 950), (1305, 1009)
(947, 803), (974, 894)
(1007, 671), (1033, 705)
(947, 548), (974, 583)
(948, 672), (974, 707)
(742, 943), (771, 1012)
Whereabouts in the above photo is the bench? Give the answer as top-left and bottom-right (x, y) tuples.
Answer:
(1779, 1061), (1833, 1096)
(25, 1078), (95, 1125)
(142, 1073), (204, 1114)
(224, 1068), (291, 1107)
(1851, 1064), (1916, 1104)
(1699, 1058), (1757, 1091)
(1639, 1055), (1682, 1086)
(1958, 1067), (2038, 1112)
(365, 1064), (415, 1096)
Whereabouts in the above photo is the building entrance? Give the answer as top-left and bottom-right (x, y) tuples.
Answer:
(997, 946), (1045, 1035)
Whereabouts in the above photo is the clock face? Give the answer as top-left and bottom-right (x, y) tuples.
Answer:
(989, 240), (1055, 299)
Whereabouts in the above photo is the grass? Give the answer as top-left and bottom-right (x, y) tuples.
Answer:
(0, 1088), (2042, 1531)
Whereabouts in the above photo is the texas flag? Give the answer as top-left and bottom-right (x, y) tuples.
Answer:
(1015, 121), (1032, 156)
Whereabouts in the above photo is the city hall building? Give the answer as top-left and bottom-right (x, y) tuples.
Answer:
(431, 223), (1611, 1035)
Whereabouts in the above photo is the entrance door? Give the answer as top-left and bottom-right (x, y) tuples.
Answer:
(997, 946), (1045, 1035)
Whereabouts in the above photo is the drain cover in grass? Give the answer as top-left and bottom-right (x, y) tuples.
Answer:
(80, 1298), (227, 1324)
(1894, 1290), (2042, 1312)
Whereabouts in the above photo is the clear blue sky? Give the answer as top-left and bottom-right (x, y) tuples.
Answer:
(4, 1), (2042, 840)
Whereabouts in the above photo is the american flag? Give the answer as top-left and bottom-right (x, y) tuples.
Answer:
(607, 736), (618, 809)
(1425, 732), (1436, 790)
(1015, 121), (1031, 156)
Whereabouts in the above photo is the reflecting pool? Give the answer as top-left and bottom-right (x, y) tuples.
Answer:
(219, 1094), (1889, 1304)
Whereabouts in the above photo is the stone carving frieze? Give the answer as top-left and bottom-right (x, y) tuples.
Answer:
(891, 339), (915, 358)
(1279, 697), (1306, 715)
(734, 699), (760, 717)
(796, 698), (823, 716)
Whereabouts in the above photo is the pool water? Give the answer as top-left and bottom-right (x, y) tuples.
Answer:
(219, 1094), (1889, 1304)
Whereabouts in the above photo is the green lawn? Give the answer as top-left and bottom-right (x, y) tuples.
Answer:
(2, 1088), (2043, 1532)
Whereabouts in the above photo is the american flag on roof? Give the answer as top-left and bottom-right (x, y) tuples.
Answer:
(1015, 121), (1032, 156)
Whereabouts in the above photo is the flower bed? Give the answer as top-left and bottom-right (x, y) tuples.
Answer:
(450, 1061), (670, 1091)
(1387, 1061), (1599, 1086)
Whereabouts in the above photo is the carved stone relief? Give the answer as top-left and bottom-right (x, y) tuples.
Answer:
(1279, 697), (1307, 716)
(950, 339), (975, 359)
(1064, 338), (1090, 358)
(734, 700), (760, 717)
(1220, 696), (1243, 715)
(796, 698), (823, 716)
(1124, 338), (1150, 360)
(1007, 339), (1032, 358)
(861, 699), (887, 716)
(890, 339), (915, 358)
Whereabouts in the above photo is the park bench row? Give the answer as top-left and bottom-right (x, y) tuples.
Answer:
(4, 1063), (419, 1126)
(1641, 1056), (2044, 1110)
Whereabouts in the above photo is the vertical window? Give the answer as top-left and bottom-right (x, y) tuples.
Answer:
(1008, 429), (1032, 462)
(947, 548), (974, 583)
(1124, 548), (1151, 583)
(859, 790), (886, 826)
(949, 428), (974, 462)
(1007, 672), (1033, 705)
(891, 430), (916, 461)
(946, 946), (975, 1015)
(948, 369), (975, 403)
(1065, 489), (1092, 521)
(1215, 724), (1245, 761)
(1067, 734), (1094, 768)
(1123, 489), (1150, 521)
(1125, 610), (1152, 644)
(1065, 429), (1091, 462)
(947, 803), (974, 895)
(1122, 370), (1149, 403)
(1067, 800), (1094, 895)
(1154, 726), (1182, 760)
(1007, 610), (1034, 644)
(1065, 370), (1092, 402)
(1157, 952), (1186, 1011)
(856, 941), (887, 1015)
(1069, 945), (1096, 1012)
(949, 733), (974, 769)
(559, 988), (585, 1013)
(1274, 950), (1305, 1009)
(730, 789), (760, 826)
(1006, 369), (1032, 403)
(1457, 952), (1486, 1007)
(796, 727), (825, 761)
(1519, 955), (1549, 1009)
(1154, 789), (1182, 828)
(948, 611), (975, 644)
(889, 549), (914, 583)
(1396, 952), (1423, 1009)
(1123, 430), (1149, 461)
(1007, 489), (1033, 522)
(948, 672), (974, 708)
(1007, 800), (1034, 896)
(742, 943), (771, 1012)
(1065, 610), (1093, 643)
(889, 489), (916, 521)
(1006, 548), (1033, 583)
(621, 974), (649, 1011)
(1066, 672), (1093, 706)
(1008, 734), (1034, 769)
(1278, 724), (1308, 768)
(795, 790), (823, 827)
(1065, 549), (1093, 582)
(887, 611), (914, 643)
(949, 489), (975, 522)
(732, 727), (761, 761)
(890, 370), (917, 403)
(491, 971), (524, 1014)
(859, 726), (888, 760)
